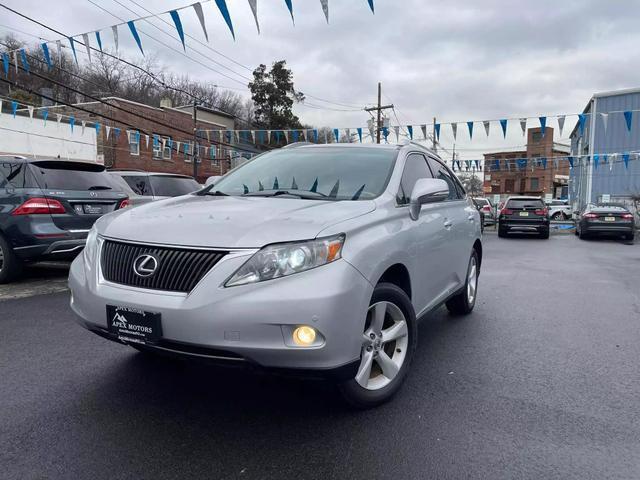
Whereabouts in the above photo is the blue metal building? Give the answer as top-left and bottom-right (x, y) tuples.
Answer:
(570, 87), (640, 211)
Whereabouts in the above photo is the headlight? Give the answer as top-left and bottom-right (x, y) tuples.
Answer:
(83, 225), (99, 263)
(225, 234), (345, 287)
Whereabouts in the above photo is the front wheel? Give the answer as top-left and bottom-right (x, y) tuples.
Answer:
(446, 249), (479, 315)
(0, 234), (23, 284)
(551, 212), (565, 221)
(338, 283), (417, 409)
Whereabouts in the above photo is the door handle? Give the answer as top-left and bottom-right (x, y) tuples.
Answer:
(444, 220), (453, 229)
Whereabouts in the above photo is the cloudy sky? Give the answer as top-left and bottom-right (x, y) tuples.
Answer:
(2, 0), (639, 161)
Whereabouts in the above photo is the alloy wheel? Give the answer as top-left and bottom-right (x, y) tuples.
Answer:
(356, 301), (409, 390)
(467, 255), (478, 305)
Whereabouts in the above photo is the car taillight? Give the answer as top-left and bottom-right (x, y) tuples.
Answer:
(11, 197), (66, 215)
(500, 208), (513, 215)
(621, 213), (633, 219)
(534, 208), (548, 216)
(583, 213), (598, 219)
(119, 199), (131, 209)
(481, 205), (491, 212)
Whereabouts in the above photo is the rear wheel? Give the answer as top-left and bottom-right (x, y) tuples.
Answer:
(578, 227), (588, 240)
(0, 234), (23, 284)
(551, 212), (565, 221)
(446, 249), (479, 315)
(498, 225), (507, 238)
(338, 283), (417, 409)
(540, 229), (550, 239)
(624, 233), (635, 241)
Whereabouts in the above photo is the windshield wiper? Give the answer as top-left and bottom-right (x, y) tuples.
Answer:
(243, 189), (330, 200)
(87, 185), (112, 190)
(201, 190), (229, 196)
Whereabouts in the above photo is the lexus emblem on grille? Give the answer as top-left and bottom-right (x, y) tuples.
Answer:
(133, 254), (159, 277)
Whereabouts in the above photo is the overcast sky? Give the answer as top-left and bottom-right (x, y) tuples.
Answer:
(2, 0), (640, 161)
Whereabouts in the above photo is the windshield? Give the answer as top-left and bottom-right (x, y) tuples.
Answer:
(506, 199), (544, 209)
(210, 147), (399, 200)
(149, 175), (201, 196)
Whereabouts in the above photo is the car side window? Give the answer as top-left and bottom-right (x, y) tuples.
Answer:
(0, 162), (28, 188)
(427, 158), (461, 200)
(396, 153), (433, 205)
(123, 175), (152, 196)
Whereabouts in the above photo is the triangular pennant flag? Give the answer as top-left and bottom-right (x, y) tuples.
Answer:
(578, 114), (586, 137)
(42, 107), (48, 125)
(19, 49), (29, 74)
(95, 122), (101, 136)
(27, 105), (34, 119)
(357, 127), (363, 142)
(105, 125), (111, 140)
(382, 126), (389, 142)
(517, 158), (527, 170)
(193, 3), (210, 41)
(541, 157), (547, 169)
(250, 130), (255, 143)
(451, 123), (457, 140)
(292, 130), (299, 143)
(81, 120), (86, 135)
(420, 124), (427, 140)
(600, 113), (608, 134)
(13, 51), (18, 74)
(176, 141), (181, 153)
(593, 154), (599, 170)
(622, 153), (629, 169)
(554, 157), (559, 169)
(68, 37), (78, 64)
(145, 134), (149, 148)
(246, 0), (260, 33)
(539, 116), (546, 137)
(11, 101), (18, 118)
(313, 129), (319, 143)
(333, 128), (339, 143)
(2, 53), (9, 77)
(494, 158), (500, 171)
(557, 115), (565, 137)
(55, 40), (62, 62)
(393, 126), (399, 142)
(474, 160), (480, 170)
(407, 125), (413, 140)
(483, 120), (490, 137)
(434, 123), (440, 141)
(467, 121), (474, 139)
(283, 130), (289, 143)
(127, 21), (144, 55)
(623, 111), (633, 131)
(69, 116), (75, 133)
(111, 26), (119, 51)
(320, 0), (329, 23)
(56, 113), (62, 127)
(95, 31), (103, 52)
(82, 33), (91, 63)
(267, 130), (272, 143)
(368, 125), (374, 142)
(135, 131), (140, 147)
(609, 154), (614, 171)
(215, 0), (235, 40)
(284, 0), (294, 25)
(367, 0), (374, 13)
(345, 128), (351, 142)
(520, 118), (527, 136)
(41, 44), (52, 69)
(169, 10), (186, 50)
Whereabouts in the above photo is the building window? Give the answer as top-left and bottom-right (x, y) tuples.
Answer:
(505, 179), (514, 193)
(530, 177), (539, 190)
(163, 137), (172, 160)
(152, 135), (172, 160)
(520, 178), (526, 192)
(128, 130), (140, 156)
(532, 132), (542, 143)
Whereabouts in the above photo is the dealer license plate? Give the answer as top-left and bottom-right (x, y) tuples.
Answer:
(107, 305), (162, 344)
(83, 204), (104, 215)
(519, 211), (529, 217)
(604, 216), (616, 222)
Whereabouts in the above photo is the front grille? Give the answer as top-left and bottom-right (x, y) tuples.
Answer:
(101, 240), (227, 293)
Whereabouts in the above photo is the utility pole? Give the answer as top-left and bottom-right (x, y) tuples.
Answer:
(432, 117), (437, 152)
(364, 82), (393, 144)
(192, 101), (198, 180)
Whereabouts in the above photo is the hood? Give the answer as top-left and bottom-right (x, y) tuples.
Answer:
(97, 194), (375, 248)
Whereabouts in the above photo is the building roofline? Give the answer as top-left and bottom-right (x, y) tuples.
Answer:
(174, 104), (236, 120)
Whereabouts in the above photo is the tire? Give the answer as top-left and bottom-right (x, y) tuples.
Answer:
(578, 227), (588, 240)
(540, 229), (550, 239)
(624, 233), (635, 241)
(551, 212), (565, 221)
(446, 249), (479, 316)
(338, 283), (417, 409)
(498, 226), (507, 238)
(0, 233), (23, 284)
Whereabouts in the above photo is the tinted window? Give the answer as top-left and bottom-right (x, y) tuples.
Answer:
(213, 147), (398, 201)
(397, 153), (433, 205)
(0, 161), (30, 188)
(506, 198), (544, 209)
(123, 175), (152, 196)
(427, 158), (461, 200)
(149, 176), (200, 196)
(29, 161), (119, 191)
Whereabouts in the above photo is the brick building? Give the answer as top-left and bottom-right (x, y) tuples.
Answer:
(53, 97), (255, 183)
(483, 127), (570, 199)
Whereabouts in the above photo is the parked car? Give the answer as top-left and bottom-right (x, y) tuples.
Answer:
(546, 199), (572, 221)
(69, 143), (482, 408)
(109, 171), (201, 206)
(576, 203), (635, 240)
(472, 197), (496, 227)
(0, 157), (128, 283)
(498, 196), (550, 239)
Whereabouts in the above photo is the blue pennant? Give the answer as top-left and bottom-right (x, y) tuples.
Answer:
(313, 129), (318, 143)
(541, 157), (547, 169)
(42, 107), (48, 123)
(169, 10), (186, 50)
(333, 128), (339, 142)
(624, 111), (633, 131)
(94, 122), (100, 136)
(2, 53), (9, 77)
(128, 21), (144, 55)
(517, 158), (527, 170)
(292, 130), (299, 142)
(407, 125), (413, 140)
(11, 101), (18, 118)
(382, 126), (389, 142)
(114, 127), (121, 140)
(367, 0), (375, 13)
(357, 127), (363, 143)
(95, 31), (103, 52)
(568, 156), (574, 168)
(68, 37), (78, 64)
(284, 0), (294, 24)
(500, 119), (508, 138)
(41, 44), (52, 70)
(494, 158), (500, 171)
(274, 131), (281, 143)
(539, 116), (546, 136)
(593, 154), (599, 170)
(622, 153), (630, 169)
(578, 114), (586, 137)
(467, 121), (474, 139)
(19, 49), (29, 74)
(215, 0), (235, 40)
(434, 123), (440, 140)
(474, 160), (480, 170)
(70, 116), (75, 133)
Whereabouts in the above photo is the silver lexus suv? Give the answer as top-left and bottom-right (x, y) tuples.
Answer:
(69, 143), (482, 407)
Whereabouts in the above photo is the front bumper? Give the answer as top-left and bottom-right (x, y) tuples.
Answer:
(69, 244), (373, 375)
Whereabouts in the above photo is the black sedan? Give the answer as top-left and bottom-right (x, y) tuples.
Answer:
(576, 204), (635, 240)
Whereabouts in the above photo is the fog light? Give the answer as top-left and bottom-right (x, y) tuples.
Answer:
(293, 326), (317, 346)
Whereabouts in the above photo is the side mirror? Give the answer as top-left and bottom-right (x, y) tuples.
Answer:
(205, 175), (221, 187)
(409, 178), (449, 220)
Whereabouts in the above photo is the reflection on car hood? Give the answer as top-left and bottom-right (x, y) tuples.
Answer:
(97, 194), (375, 248)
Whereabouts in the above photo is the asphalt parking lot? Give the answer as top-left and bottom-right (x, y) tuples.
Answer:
(1, 232), (639, 480)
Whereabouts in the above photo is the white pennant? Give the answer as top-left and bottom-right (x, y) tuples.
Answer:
(451, 123), (457, 141)
(483, 120), (490, 137)
(145, 134), (149, 148)
(56, 40), (62, 62)
(600, 113), (608, 134)
(320, 0), (329, 23)
(192, 3), (209, 41)
(205, 130), (210, 142)
(82, 33), (91, 63)
(176, 141), (181, 154)
(520, 118), (527, 136)
(111, 25), (119, 51)
(421, 124), (427, 140)
(557, 115), (565, 137)
(247, 0), (260, 33)
(250, 130), (255, 143)
(56, 114), (62, 127)
(105, 125), (111, 140)
(267, 130), (272, 143)
(393, 126), (399, 142)
(81, 120), (86, 135)
(13, 51), (18, 74)
(27, 106), (34, 119)
(161, 138), (166, 152)
(609, 153), (614, 171)
(283, 130), (289, 143)
(345, 128), (351, 142)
